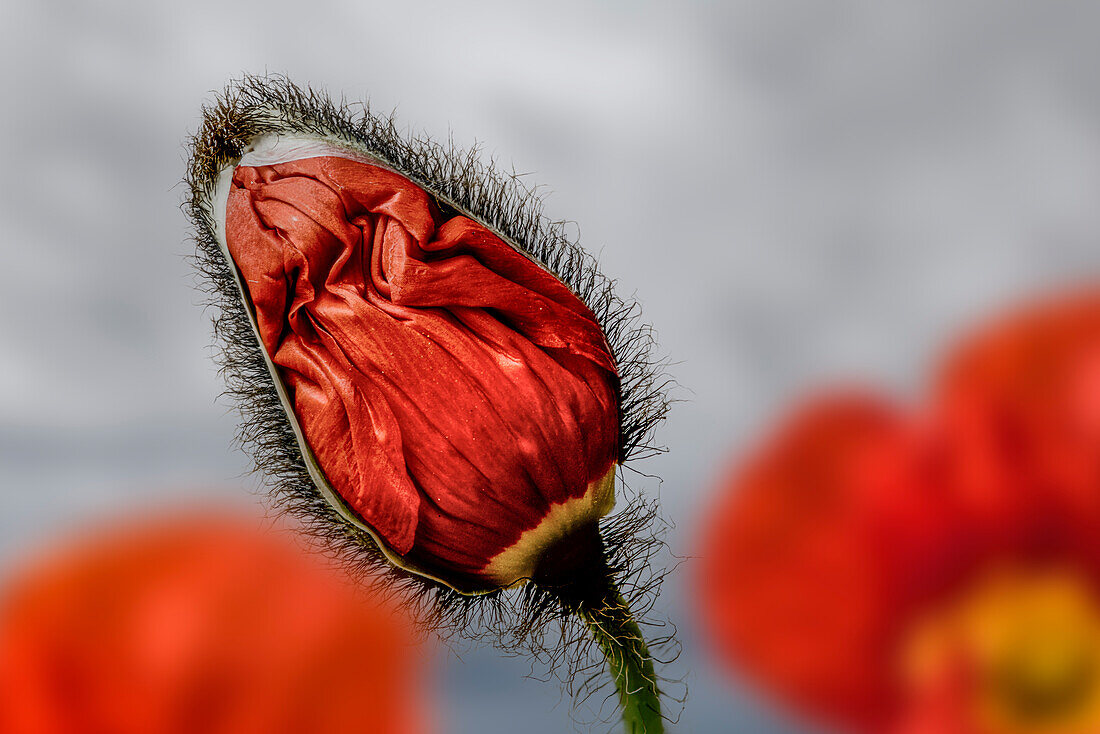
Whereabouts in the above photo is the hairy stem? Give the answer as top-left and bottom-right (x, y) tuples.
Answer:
(580, 592), (664, 734)
(536, 522), (664, 732)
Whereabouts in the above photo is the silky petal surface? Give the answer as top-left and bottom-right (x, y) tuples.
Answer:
(225, 156), (619, 586)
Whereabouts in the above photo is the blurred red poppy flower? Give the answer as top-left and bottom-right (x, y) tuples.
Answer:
(697, 290), (1100, 734)
(0, 513), (430, 734)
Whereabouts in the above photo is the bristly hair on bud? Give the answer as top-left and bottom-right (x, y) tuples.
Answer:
(184, 74), (679, 730)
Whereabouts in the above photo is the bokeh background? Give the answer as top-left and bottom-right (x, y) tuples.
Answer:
(4, 2), (1100, 731)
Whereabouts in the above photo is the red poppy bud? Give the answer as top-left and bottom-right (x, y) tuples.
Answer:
(0, 513), (429, 734)
(187, 76), (668, 604)
(187, 77), (672, 733)
(221, 151), (619, 591)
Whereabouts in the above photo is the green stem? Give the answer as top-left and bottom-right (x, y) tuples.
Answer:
(580, 592), (664, 734)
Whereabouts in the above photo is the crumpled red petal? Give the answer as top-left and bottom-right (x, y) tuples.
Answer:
(225, 156), (619, 586)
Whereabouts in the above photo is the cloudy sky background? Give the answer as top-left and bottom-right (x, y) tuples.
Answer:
(4, 2), (1100, 731)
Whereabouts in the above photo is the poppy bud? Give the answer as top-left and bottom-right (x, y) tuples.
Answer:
(186, 76), (671, 732)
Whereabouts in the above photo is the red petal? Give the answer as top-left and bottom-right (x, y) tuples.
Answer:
(935, 290), (1100, 568)
(0, 515), (428, 734)
(225, 156), (619, 587)
(697, 392), (912, 728)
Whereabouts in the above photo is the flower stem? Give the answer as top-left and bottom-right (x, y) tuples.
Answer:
(580, 592), (664, 733)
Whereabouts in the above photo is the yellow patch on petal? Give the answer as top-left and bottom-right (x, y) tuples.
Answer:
(900, 566), (1100, 734)
(484, 464), (617, 587)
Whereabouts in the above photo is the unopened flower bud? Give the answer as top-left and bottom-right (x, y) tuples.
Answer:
(186, 77), (673, 733)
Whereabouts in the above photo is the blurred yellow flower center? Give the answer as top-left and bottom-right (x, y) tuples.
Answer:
(901, 567), (1100, 734)
(902, 567), (1100, 734)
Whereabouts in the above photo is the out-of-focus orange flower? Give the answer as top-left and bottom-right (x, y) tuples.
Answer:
(697, 291), (1100, 734)
(0, 513), (430, 734)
